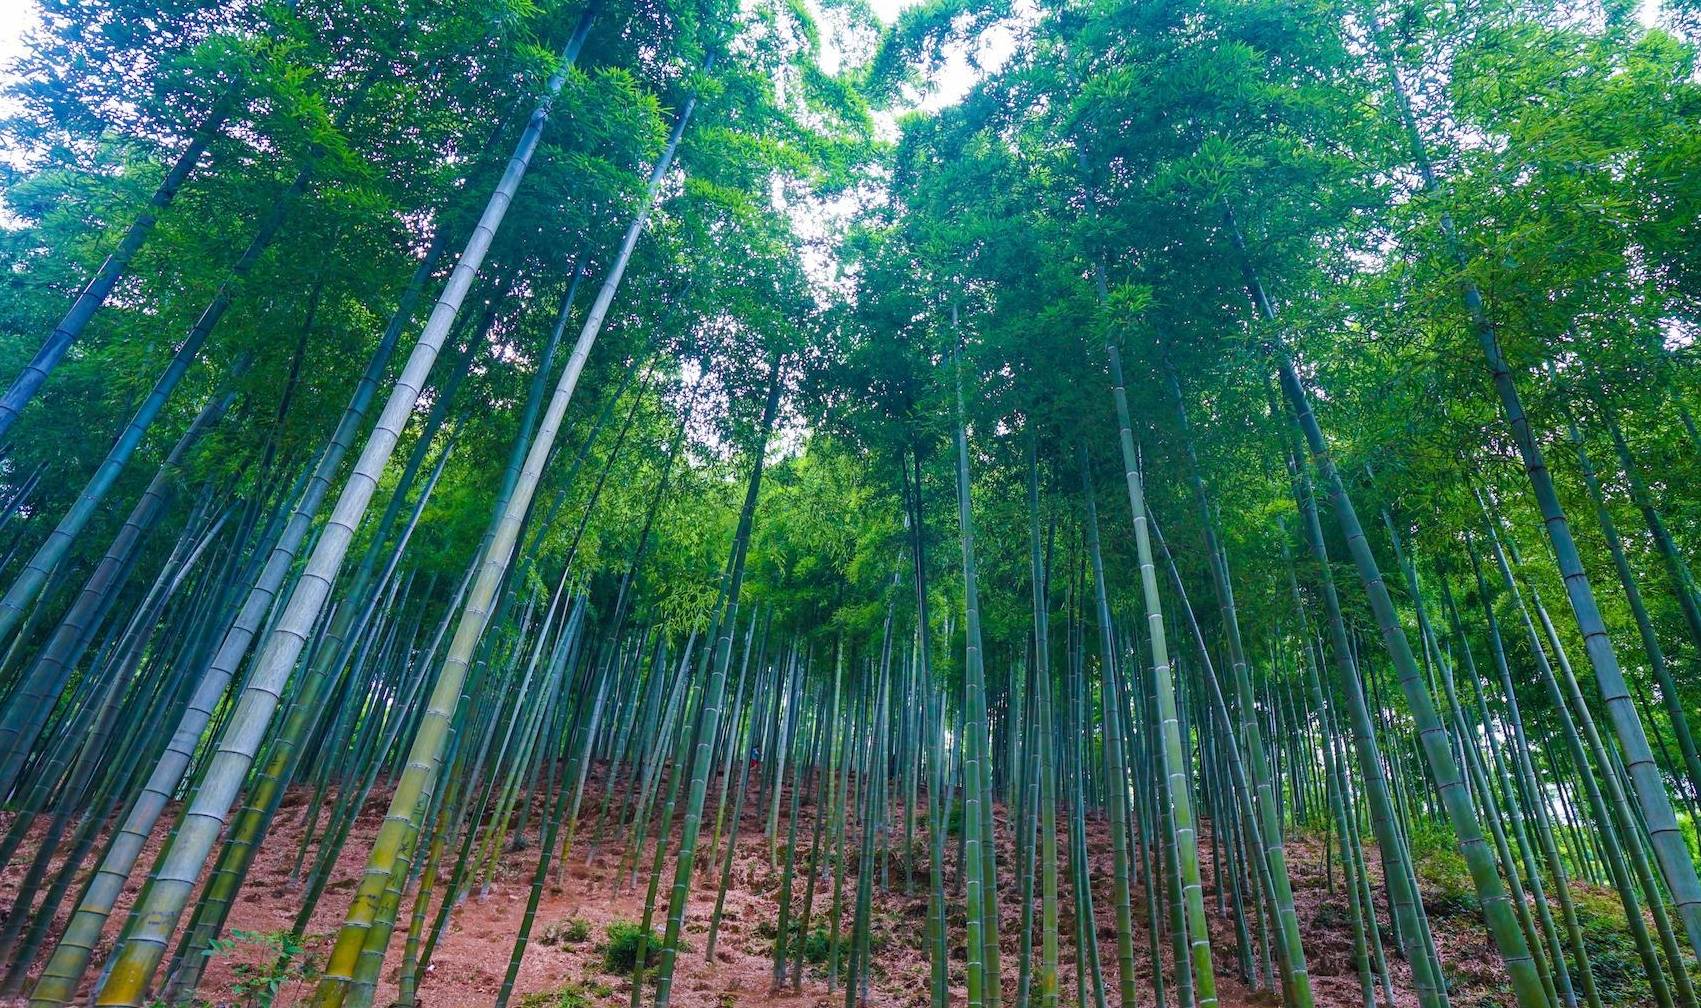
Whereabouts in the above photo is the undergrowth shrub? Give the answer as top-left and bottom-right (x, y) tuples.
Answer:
(1410, 820), (1478, 918)
(205, 929), (322, 1008)
(539, 918), (592, 945)
(601, 920), (660, 975)
(517, 982), (592, 1008)
(776, 925), (842, 966)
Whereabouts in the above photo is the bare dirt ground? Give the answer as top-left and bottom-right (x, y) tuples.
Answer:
(0, 765), (1506, 1007)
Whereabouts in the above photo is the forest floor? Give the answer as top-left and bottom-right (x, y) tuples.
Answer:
(1, 765), (1517, 1008)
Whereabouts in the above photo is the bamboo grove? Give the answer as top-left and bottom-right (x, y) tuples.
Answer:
(0, 0), (1699, 1004)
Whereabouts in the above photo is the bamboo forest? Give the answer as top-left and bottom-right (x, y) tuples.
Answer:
(2, 0), (1701, 1003)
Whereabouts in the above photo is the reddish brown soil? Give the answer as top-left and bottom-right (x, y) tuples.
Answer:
(0, 767), (1505, 1007)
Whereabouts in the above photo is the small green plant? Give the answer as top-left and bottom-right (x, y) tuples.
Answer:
(1310, 901), (1351, 931)
(517, 981), (593, 1008)
(1406, 818), (1460, 862)
(919, 805), (965, 836)
(539, 917), (593, 945)
(1410, 822), (1477, 919)
(600, 920), (660, 975)
(1416, 848), (1477, 918)
(773, 925), (842, 966)
(800, 926), (840, 965)
(205, 930), (322, 1008)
